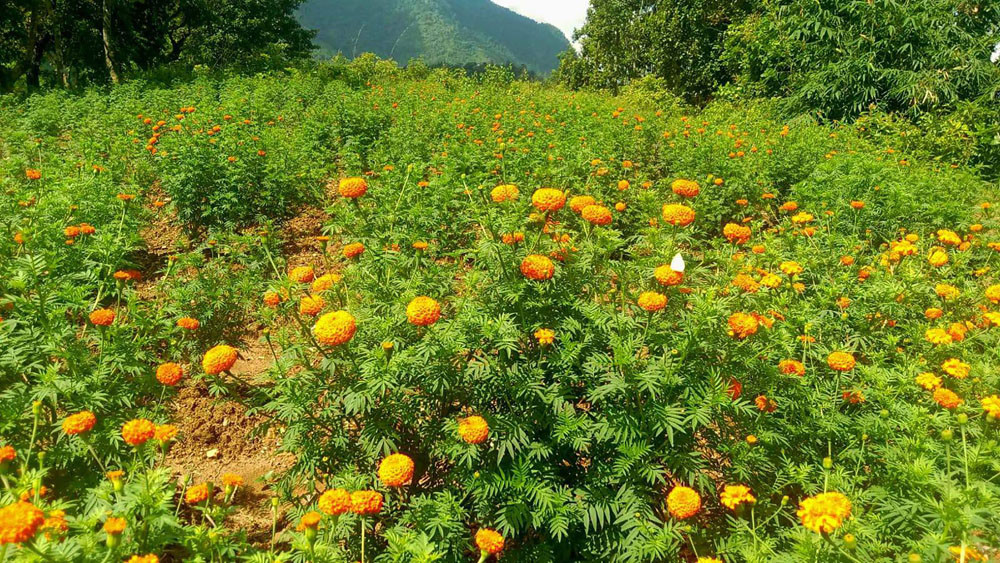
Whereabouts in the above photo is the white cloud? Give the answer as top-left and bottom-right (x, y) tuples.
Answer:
(491, 0), (589, 42)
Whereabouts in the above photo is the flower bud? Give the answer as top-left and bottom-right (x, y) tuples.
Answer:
(880, 408), (889, 418)
(940, 429), (953, 441)
(843, 534), (856, 549)
(957, 413), (968, 425)
(822, 456), (833, 469)
(908, 554), (921, 563)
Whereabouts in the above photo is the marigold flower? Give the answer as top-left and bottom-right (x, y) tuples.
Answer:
(797, 491), (851, 533)
(779, 201), (799, 212)
(0, 445), (14, 465)
(406, 296), (441, 326)
(581, 204), (612, 225)
(668, 179), (699, 198)
(62, 411), (97, 435)
(65, 226), (81, 238)
(338, 177), (368, 199)
(25, 169), (41, 180)
(827, 351), (855, 371)
(343, 242), (365, 258)
(311, 273), (341, 293)
(937, 229), (962, 246)
(933, 387), (963, 409)
(298, 511), (321, 530)
(314, 311), (356, 347)
(125, 555), (158, 563)
(490, 184), (519, 202)
(720, 485), (756, 510)
(202, 345), (238, 375)
(154, 424), (177, 442)
(299, 294), (325, 317)
(89, 308), (115, 326)
(791, 212), (814, 224)
(263, 291), (282, 307)
(531, 188), (566, 212)
(221, 473), (242, 488)
(103, 517), (127, 535)
(459, 415), (490, 444)
(727, 312), (758, 339)
(569, 195), (596, 213)
(936, 284), (960, 300)
(0, 501), (45, 545)
(981, 395), (1000, 418)
(755, 395), (777, 412)
(350, 490), (383, 515)
(928, 249), (949, 267)
(666, 485), (701, 519)
(185, 483), (210, 505)
(941, 358), (970, 379)
(697, 558), (723, 563)
(378, 453), (415, 487)
(654, 264), (684, 286)
(723, 223), (751, 245)
(637, 291), (667, 312)
(475, 528), (505, 555)
(661, 203), (695, 227)
(985, 285), (1000, 304)
(318, 488), (351, 515)
(121, 419), (155, 446)
(520, 254), (554, 280)
(779, 261), (803, 276)
(778, 359), (805, 376)
(760, 273), (782, 289)
(534, 328), (555, 345)
(925, 328), (953, 345)
(925, 307), (944, 319)
(915, 372), (942, 390)
(156, 362), (184, 386)
(948, 546), (986, 562)
(288, 266), (315, 284)
(176, 317), (200, 330)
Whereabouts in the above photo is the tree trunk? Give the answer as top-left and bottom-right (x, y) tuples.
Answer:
(102, 0), (120, 84)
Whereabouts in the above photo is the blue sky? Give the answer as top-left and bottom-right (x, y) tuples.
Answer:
(491, 0), (589, 42)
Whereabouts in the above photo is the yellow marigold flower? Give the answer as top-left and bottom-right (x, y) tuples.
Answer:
(666, 485), (701, 519)
(723, 223), (751, 245)
(654, 264), (684, 286)
(288, 266), (315, 284)
(661, 203), (695, 226)
(311, 273), (341, 293)
(299, 294), (325, 317)
(791, 211), (814, 224)
(156, 362), (184, 386)
(122, 419), (155, 446)
(458, 415), (490, 444)
(406, 296), (441, 326)
(925, 328), (953, 345)
(203, 345), (238, 375)
(0, 501), (45, 545)
(343, 242), (365, 258)
(534, 328), (555, 345)
(697, 559), (723, 563)
(928, 249), (948, 267)
(154, 424), (177, 442)
(637, 291), (667, 312)
(948, 546), (986, 562)
(350, 490), (383, 515)
(727, 312), (758, 339)
(581, 204), (612, 225)
(89, 308), (115, 326)
(615, 201), (626, 212)
(670, 179), (700, 198)
(985, 311), (1000, 326)
(313, 311), (356, 347)
(935, 284), (960, 300)
(720, 484), (756, 510)
(125, 555), (158, 563)
(490, 184), (519, 202)
(759, 273), (782, 289)
(778, 359), (805, 376)
(569, 195), (596, 213)
(933, 387), (962, 409)
(915, 372), (942, 390)
(378, 453), (414, 487)
(62, 411), (97, 435)
(520, 254), (554, 280)
(476, 528), (505, 555)
(942, 358), (970, 379)
(531, 188), (566, 212)
(103, 517), (127, 535)
(318, 488), (351, 515)
(221, 473), (243, 488)
(981, 395), (1000, 418)
(338, 177), (368, 199)
(986, 284), (1000, 304)
(937, 229), (962, 246)
(827, 351), (856, 371)
(176, 317), (200, 330)
(797, 491), (851, 533)
(779, 261), (803, 275)
(185, 483), (210, 505)
(412, 240), (428, 250)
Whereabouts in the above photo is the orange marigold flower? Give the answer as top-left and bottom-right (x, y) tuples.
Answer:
(458, 415), (490, 444)
(62, 411), (97, 435)
(25, 169), (41, 180)
(827, 351), (855, 371)
(125, 555), (158, 563)
(797, 492), (851, 533)
(732, 274), (759, 293)
(319, 488), (351, 515)
(156, 363), (184, 386)
(569, 195), (597, 213)
(185, 483), (210, 505)
(581, 204), (612, 226)
(311, 273), (341, 293)
(338, 177), (368, 199)
(121, 419), (155, 446)
(925, 307), (944, 319)
(221, 473), (243, 488)
(850, 200), (865, 209)
(671, 179), (700, 198)
(637, 291), (667, 312)
(298, 511), (321, 531)
(534, 328), (555, 345)
(915, 372), (942, 390)
(154, 424), (177, 442)
(778, 359), (805, 376)
(0, 445), (15, 464)
(981, 395), (1000, 418)
(475, 528), (505, 555)
(780, 201), (799, 212)
(263, 291), (282, 307)
(654, 264), (683, 286)
(531, 188), (566, 212)
(942, 358), (970, 379)
(948, 546), (987, 562)
(933, 387), (963, 409)
(288, 266), (315, 284)
(661, 203), (695, 227)
(720, 485), (756, 510)
(723, 223), (751, 245)
(755, 395), (777, 412)
(103, 517), (127, 535)
(520, 254), (554, 280)
(299, 294), (325, 317)
(378, 453), (415, 487)
(313, 311), (356, 347)
(666, 485), (701, 519)
(350, 490), (383, 515)
(176, 317), (200, 330)
(406, 296), (441, 326)
(202, 345), (238, 375)
(65, 226), (81, 238)
(89, 308), (115, 326)
(0, 501), (45, 545)
(343, 242), (365, 258)
(937, 229), (962, 246)
(727, 312), (758, 339)
(490, 184), (519, 203)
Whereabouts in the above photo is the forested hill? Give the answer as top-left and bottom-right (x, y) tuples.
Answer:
(297, 0), (570, 74)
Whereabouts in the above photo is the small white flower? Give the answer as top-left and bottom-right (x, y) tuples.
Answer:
(670, 253), (685, 273)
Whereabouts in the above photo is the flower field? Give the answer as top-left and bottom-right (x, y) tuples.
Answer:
(1, 63), (999, 562)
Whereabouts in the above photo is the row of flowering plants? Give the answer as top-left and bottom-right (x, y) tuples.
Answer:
(1, 61), (999, 561)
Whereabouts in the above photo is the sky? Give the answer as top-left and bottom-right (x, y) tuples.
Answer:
(491, 0), (590, 42)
